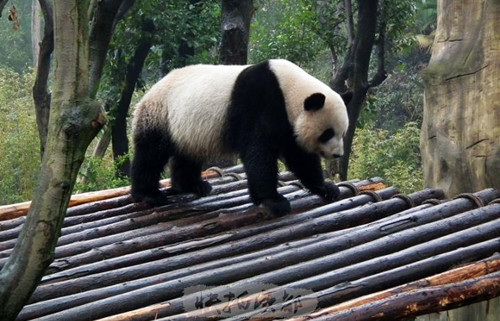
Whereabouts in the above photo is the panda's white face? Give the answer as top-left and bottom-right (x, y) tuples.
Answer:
(317, 128), (344, 159)
(268, 60), (349, 159)
(294, 92), (349, 159)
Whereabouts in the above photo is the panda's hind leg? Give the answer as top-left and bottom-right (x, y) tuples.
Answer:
(169, 155), (212, 197)
(131, 129), (171, 206)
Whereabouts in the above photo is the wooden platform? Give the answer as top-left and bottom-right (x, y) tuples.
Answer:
(1, 165), (499, 320)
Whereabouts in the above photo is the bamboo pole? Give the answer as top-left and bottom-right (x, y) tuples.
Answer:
(19, 189), (450, 320)
(0, 172), (302, 259)
(31, 182), (393, 299)
(17, 193), (500, 319)
(46, 237), (500, 321)
(0, 168), (226, 220)
(214, 207), (500, 321)
(289, 253), (500, 320)
(308, 272), (500, 321)
(31, 179), (387, 273)
(135, 205), (500, 321)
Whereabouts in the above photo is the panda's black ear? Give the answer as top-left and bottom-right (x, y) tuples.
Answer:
(340, 91), (353, 105)
(304, 93), (325, 111)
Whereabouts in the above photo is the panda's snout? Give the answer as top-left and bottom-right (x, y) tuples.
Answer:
(319, 151), (343, 159)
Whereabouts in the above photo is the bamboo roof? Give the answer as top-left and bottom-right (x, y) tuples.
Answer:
(0, 165), (499, 321)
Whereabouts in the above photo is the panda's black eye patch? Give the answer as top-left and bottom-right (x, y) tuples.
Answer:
(318, 128), (335, 143)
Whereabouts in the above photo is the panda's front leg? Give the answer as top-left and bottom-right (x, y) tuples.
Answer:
(282, 141), (340, 202)
(241, 145), (291, 217)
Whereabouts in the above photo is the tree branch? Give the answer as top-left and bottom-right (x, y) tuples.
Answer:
(32, 0), (54, 156)
(112, 19), (155, 177)
(344, 0), (354, 46)
(0, 0), (8, 17)
(88, 0), (135, 99)
(338, 0), (379, 180)
(113, 0), (135, 27)
(368, 1), (388, 88)
(330, 0), (355, 93)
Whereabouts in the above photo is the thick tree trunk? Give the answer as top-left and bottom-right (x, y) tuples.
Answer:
(421, 0), (500, 197)
(206, 0), (254, 168)
(420, 0), (500, 320)
(0, 1), (106, 320)
(219, 0), (254, 65)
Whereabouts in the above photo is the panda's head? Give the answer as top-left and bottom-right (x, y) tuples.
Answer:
(294, 91), (350, 159)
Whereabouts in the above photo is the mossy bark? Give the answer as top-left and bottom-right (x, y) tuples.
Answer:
(0, 1), (106, 319)
(421, 0), (500, 197)
(420, 0), (500, 319)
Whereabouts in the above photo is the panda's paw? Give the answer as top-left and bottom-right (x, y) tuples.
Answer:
(131, 190), (169, 207)
(196, 181), (212, 197)
(321, 181), (340, 202)
(261, 195), (291, 217)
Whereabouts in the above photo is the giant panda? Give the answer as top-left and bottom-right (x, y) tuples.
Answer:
(131, 59), (350, 216)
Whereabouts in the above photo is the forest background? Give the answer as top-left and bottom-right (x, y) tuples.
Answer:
(0, 0), (436, 205)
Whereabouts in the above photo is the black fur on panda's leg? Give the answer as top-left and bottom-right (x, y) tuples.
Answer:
(169, 155), (212, 197)
(241, 145), (291, 217)
(131, 129), (171, 206)
(282, 140), (340, 202)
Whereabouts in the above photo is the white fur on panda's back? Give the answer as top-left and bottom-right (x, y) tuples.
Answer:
(133, 64), (248, 160)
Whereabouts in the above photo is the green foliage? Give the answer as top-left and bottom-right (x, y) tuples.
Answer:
(0, 68), (40, 205)
(107, 0), (220, 82)
(349, 122), (423, 194)
(0, 0), (32, 72)
(250, 0), (328, 64)
(360, 65), (424, 131)
(75, 153), (131, 193)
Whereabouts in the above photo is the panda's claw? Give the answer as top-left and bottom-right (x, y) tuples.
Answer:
(322, 181), (340, 202)
(261, 195), (291, 217)
(131, 191), (169, 207)
(197, 181), (212, 196)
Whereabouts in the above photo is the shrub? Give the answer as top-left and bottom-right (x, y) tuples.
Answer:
(74, 153), (131, 193)
(349, 122), (423, 194)
(0, 68), (41, 205)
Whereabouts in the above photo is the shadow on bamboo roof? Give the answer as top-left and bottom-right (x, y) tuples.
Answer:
(0, 165), (499, 321)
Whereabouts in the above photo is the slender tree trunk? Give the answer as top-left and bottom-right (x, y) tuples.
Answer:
(88, 0), (127, 99)
(0, 2), (106, 320)
(31, 0), (42, 68)
(112, 20), (154, 177)
(0, 0), (8, 17)
(328, 0), (382, 180)
(32, 0), (53, 157)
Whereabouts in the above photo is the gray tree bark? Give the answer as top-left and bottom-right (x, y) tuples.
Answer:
(206, 0), (254, 168)
(420, 0), (500, 197)
(0, 1), (106, 319)
(419, 0), (500, 320)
